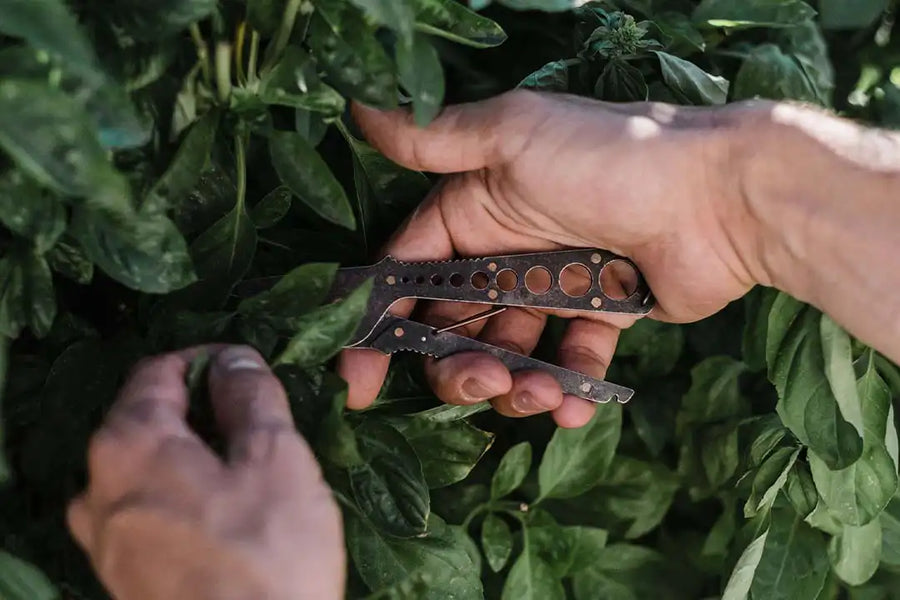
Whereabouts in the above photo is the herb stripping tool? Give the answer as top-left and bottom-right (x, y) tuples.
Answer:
(325, 248), (655, 404)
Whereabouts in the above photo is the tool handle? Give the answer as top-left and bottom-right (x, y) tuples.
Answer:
(333, 248), (653, 315)
(370, 316), (634, 404)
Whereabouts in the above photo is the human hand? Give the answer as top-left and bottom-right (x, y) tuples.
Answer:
(339, 89), (768, 428)
(67, 345), (344, 600)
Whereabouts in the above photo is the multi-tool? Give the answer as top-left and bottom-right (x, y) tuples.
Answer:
(321, 248), (654, 404)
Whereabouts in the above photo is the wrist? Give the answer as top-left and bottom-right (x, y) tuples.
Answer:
(723, 101), (842, 302)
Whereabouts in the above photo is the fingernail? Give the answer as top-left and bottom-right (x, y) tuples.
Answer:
(214, 346), (265, 373)
(461, 378), (495, 401)
(512, 392), (538, 414)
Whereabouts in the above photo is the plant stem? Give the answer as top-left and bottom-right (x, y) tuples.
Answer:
(260, 0), (303, 76)
(189, 24), (213, 89)
(215, 42), (233, 103)
(235, 21), (247, 86)
(247, 31), (261, 85)
(235, 130), (248, 213)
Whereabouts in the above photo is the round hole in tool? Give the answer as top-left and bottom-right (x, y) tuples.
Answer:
(471, 271), (489, 290)
(415, 275), (425, 285)
(449, 273), (464, 287)
(431, 274), (444, 285)
(524, 266), (552, 295)
(600, 260), (639, 300)
(560, 263), (592, 297)
(401, 276), (410, 284)
(497, 269), (518, 292)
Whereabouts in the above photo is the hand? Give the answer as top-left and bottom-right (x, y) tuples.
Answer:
(67, 345), (344, 600)
(339, 89), (767, 428)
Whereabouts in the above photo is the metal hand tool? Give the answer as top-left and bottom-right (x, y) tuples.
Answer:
(324, 248), (654, 404)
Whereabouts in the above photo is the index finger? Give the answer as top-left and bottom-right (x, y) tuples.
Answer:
(338, 190), (454, 409)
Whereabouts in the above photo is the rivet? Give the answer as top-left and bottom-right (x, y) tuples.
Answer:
(386, 275), (396, 285)
(487, 262), (498, 272)
(488, 289), (499, 300)
(591, 297), (602, 308)
(580, 382), (592, 393)
(420, 336), (427, 342)
(394, 327), (405, 337)
(591, 253), (602, 264)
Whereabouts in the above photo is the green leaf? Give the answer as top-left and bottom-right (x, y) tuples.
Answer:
(343, 131), (430, 254)
(615, 318), (684, 376)
(481, 514), (513, 572)
(0, 171), (65, 253)
(0, 0), (100, 81)
(247, 0), (287, 35)
(0, 335), (8, 483)
(350, 0), (416, 43)
(828, 520), (881, 586)
(305, 2), (398, 109)
(295, 108), (329, 145)
(677, 356), (748, 431)
(742, 286), (779, 371)
(395, 33), (445, 127)
(0, 550), (58, 600)
(538, 404), (622, 500)
(46, 234), (93, 284)
(595, 60), (649, 102)
(316, 373), (363, 468)
(776, 19), (835, 107)
(744, 446), (800, 518)
(785, 462), (819, 518)
(350, 420), (430, 538)
(0, 81), (132, 212)
(250, 186), (292, 229)
(653, 11), (706, 52)
(722, 529), (768, 600)
(654, 51), (728, 105)
(879, 496), (900, 568)
(412, 0), (507, 48)
(820, 315), (864, 435)
(259, 46), (346, 114)
(238, 262), (338, 320)
(186, 200), (258, 305)
(750, 507), (829, 600)
(733, 44), (819, 103)
(525, 511), (576, 578)
(346, 513), (483, 599)
(110, 0), (218, 40)
(407, 402), (492, 424)
(71, 206), (197, 294)
(269, 130), (356, 229)
(495, 0), (582, 11)
(392, 418), (494, 488)
(501, 544), (565, 600)
(564, 526), (609, 575)
(809, 358), (899, 526)
(771, 306), (863, 470)
(491, 441), (532, 500)
(0, 250), (56, 339)
(692, 0), (817, 29)
(274, 277), (372, 368)
(144, 111), (219, 214)
(548, 457), (678, 539)
(518, 59), (575, 92)
(819, 0), (887, 29)
(571, 544), (680, 600)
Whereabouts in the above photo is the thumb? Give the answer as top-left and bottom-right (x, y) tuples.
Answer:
(350, 93), (522, 173)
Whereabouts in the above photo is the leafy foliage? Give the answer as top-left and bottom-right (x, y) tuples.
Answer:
(0, 0), (898, 599)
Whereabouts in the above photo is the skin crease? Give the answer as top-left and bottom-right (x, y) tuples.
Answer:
(69, 90), (900, 599)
